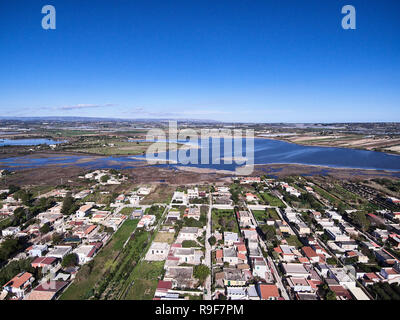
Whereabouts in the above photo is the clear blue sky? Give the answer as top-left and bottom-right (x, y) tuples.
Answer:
(0, 0), (399, 122)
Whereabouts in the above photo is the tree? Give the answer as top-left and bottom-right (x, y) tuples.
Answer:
(100, 175), (110, 183)
(208, 236), (216, 246)
(61, 194), (78, 215)
(326, 290), (337, 300)
(260, 225), (276, 241)
(39, 223), (51, 234)
(61, 253), (79, 268)
(193, 264), (210, 285)
(51, 233), (63, 245)
(352, 212), (370, 231)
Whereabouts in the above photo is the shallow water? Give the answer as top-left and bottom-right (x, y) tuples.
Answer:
(0, 138), (399, 173)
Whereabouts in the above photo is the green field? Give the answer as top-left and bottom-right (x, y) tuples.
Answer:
(124, 261), (165, 300)
(211, 209), (239, 233)
(60, 219), (138, 300)
(252, 210), (267, 221)
(252, 208), (280, 221)
(259, 192), (284, 207)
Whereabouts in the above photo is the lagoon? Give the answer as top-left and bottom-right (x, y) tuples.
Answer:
(0, 138), (399, 172)
(0, 138), (64, 146)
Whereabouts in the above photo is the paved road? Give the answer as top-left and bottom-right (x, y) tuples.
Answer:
(266, 255), (290, 300)
(204, 194), (213, 300)
(246, 201), (290, 300)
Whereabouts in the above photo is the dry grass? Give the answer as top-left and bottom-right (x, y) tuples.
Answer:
(154, 232), (175, 244)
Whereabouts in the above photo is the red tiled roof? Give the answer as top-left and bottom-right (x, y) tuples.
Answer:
(157, 280), (172, 291)
(84, 225), (96, 235)
(274, 247), (283, 254)
(302, 246), (318, 258)
(236, 244), (246, 252)
(34, 281), (68, 292)
(259, 284), (280, 300)
(32, 256), (57, 267)
(4, 272), (33, 289)
(238, 253), (247, 260)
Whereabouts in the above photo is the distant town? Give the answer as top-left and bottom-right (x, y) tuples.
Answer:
(1, 158), (400, 300)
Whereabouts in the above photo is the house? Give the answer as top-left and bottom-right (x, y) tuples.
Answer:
(31, 257), (58, 272)
(46, 246), (72, 259)
(329, 268), (356, 289)
(187, 188), (199, 199)
(28, 244), (48, 257)
(274, 245), (297, 262)
(76, 204), (93, 219)
(166, 210), (181, 224)
(164, 266), (195, 289)
(73, 245), (96, 265)
(361, 272), (382, 286)
(115, 194), (125, 203)
(172, 191), (188, 205)
(245, 193), (258, 202)
(302, 246), (320, 263)
(223, 268), (246, 286)
(240, 177), (261, 184)
(137, 187), (151, 196)
(348, 287), (370, 301)
(242, 229), (258, 241)
(252, 258), (270, 280)
(131, 209), (143, 219)
(325, 227), (350, 242)
(281, 184), (300, 197)
(2, 226), (20, 237)
(154, 280), (173, 298)
(25, 281), (68, 300)
(258, 284), (281, 300)
(392, 212), (400, 221)
(380, 267), (400, 281)
(275, 220), (290, 233)
(238, 211), (255, 227)
(176, 227), (201, 243)
(184, 207), (201, 220)
(137, 215), (156, 229)
(73, 189), (92, 199)
(247, 284), (260, 300)
(287, 277), (315, 293)
(224, 232), (239, 246)
(223, 247), (239, 265)
(327, 211), (343, 222)
(3, 272), (34, 298)
(372, 229), (390, 242)
(281, 263), (310, 278)
(375, 249), (398, 265)
(226, 287), (247, 300)
(173, 248), (203, 265)
(145, 242), (170, 261)
(328, 284), (353, 300)
(337, 241), (359, 251)
(296, 222), (311, 236)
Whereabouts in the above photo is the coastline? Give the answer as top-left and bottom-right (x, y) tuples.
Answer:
(258, 135), (400, 156)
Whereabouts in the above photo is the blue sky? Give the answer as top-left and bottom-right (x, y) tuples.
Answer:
(0, 0), (399, 122)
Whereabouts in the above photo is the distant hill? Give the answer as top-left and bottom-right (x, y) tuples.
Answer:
(0, 116), (221, 123)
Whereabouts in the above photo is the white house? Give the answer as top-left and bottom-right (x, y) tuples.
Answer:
(145, 242), (170, 261)
(176, 227), (201, 243)
(2, 226), (20, 237)
(28, 244), (48, 257)
(73, 245), (96, 265)
(3, 272), (35, 298)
